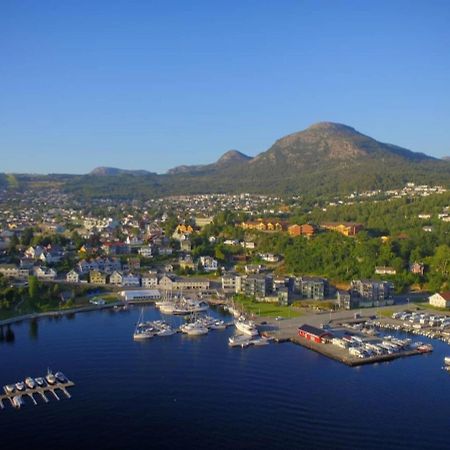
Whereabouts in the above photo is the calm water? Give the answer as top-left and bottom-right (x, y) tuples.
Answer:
(1, 306), (450, 450)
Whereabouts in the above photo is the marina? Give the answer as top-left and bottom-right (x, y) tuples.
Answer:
(1, 372), (74, 411)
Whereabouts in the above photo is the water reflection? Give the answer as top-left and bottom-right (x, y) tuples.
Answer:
(4, 325), (15, 344)
(29, 319), (39, 340)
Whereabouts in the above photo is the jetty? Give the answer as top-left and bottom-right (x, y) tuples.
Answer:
(1, 378), (75, 411)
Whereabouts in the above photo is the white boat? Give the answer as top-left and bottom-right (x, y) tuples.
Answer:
(157, 326), (176, 336)
(158, 302), (176, 314)
(55, 372), (67, 383)
(251, 337), (270, 346)
(25, 377), (36, 389)
(228, 334), (252, 347)
(182, 321), (209, 336)
(444, 356), (450, 365)
(4, 384), (15, 394)
(35, 377), (45, 387)
(133, 309), (156, 340)
(235, 317), (259, 337)
(210, 320), (226, 330)
(12, 395), (25, 409)
(15, 381), (25, 391)
(46, 369), (56, 385)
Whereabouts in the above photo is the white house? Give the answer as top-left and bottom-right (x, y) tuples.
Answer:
(138, 246), (153, 258)
(66, 270), (80, 283)
(121, 273), (141, 287)
(109, 270), (124, 286)
(142, 273), (158, 288)
(429, 292), (450, 308)
(199, 256), (218, 272)
(34, 266), (57, 280)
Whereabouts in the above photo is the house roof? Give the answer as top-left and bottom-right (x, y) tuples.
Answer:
(438, 291), (450, 301)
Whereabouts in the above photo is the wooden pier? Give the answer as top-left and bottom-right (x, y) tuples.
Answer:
(0, 380), (75, 410)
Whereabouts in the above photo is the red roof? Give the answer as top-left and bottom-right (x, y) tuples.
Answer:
(439, 291), (450, 301)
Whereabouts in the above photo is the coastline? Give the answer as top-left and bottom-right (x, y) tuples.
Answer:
(0, 302), (123, 327)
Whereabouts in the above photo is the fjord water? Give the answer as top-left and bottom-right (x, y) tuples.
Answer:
(1, 307), (450, 450)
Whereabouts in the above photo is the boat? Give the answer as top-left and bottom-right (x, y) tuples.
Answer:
(228, 334), (252, 347)
(417, 343), (433, 353)
(46, 369), (56, 385)
(444, 356), (450, 365)
(15, 381), (25, 391)
(55, 372), (67, 383)
(133, 309), (156, 340)
(157, 325), (176, 336)
(251, 337), (270, 346)
(182, 321), (209, 336)
(35, 377), (45, 387)
(4, 384), (15, 394)
(25, 377), (36, 389)
(12, 395), (25, 409)
(210, 320), (226, 330)
(235, 316), (259, 337)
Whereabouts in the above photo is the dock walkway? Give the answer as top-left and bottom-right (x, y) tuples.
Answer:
(0, 380), (75, 410)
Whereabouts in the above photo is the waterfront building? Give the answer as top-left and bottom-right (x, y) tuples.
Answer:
(242, 274), (273, 299)
(66, 269), (80, 283)
(429, 292), (450, 308)
(298, 324), (333, 343)
(295, 276), (329, 300)
(120, 289), (161, 302)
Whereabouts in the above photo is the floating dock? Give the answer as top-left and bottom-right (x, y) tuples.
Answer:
(0, 379), (75, 411)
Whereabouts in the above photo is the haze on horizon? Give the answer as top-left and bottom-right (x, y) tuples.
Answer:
(1, 0), (449, 174)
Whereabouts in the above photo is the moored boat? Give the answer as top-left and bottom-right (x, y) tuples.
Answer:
(55, 372), (67, 383)
(4, 384), (15, 394)
(46, 369), (56, 385)
(444, 356), (450, 365)
(25, 377), (36, 389)
(35, 377), (45, 387)
(12, 395), (25, 409)
(235, 317), (259, 337)
(15, 381), (25, 391)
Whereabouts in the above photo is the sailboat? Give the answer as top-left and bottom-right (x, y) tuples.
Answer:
(133, 309), (156, 340)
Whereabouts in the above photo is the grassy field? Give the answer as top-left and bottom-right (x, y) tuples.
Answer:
(234, 295), (302, 318)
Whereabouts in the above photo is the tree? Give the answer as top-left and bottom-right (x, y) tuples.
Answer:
(28, 276), (39, 302)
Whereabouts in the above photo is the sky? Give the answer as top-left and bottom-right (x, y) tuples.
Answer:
(1, 0), (450, 174)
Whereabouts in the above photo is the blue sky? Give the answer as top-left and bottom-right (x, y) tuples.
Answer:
(1, 0), (449, 174)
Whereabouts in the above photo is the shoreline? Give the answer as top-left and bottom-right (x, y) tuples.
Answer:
(0, 302), (123, 327)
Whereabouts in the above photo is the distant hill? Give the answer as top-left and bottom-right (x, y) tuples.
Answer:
(5, 122), (450, 199)
(90, 167), (154, 176)
(168, 150), (252, 175)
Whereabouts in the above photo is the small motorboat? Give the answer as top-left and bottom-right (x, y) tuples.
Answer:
(46, 369), (56, 385)
(4, 384), (15, 395)
(55, 372), (67, 383)
(12, 395), (25, 409)
(444, 356), (450, 365)
(25, 377), (36, 389)
(35, 377), (46, 387)
(15, 381), (25, 391)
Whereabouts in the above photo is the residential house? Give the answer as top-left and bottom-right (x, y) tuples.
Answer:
(90, 270), (108, 284)
(121, 273), (141, 287)
(242, 274), (273, 299)
(288, 224), (316, 237)
(34, 266), (57, 280)
(109, 270), (124, 286)
(138, 246), (153, 258)
(410, 262), (425, 276)
(429, 292), (450, 308)
(199, 256), (218, 272)
(321, 222), (363, 237)
(66, 270), (80, 283)
(142, 272), (158, 288)
(375, 266), (397, 275)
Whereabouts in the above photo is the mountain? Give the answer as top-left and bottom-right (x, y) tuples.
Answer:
(90, 167), (154, 176)
(42, 122), (450, 199)
(167, 150), (252, 175)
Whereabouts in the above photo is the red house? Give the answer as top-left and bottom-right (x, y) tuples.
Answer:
(298, 324), (333, 343)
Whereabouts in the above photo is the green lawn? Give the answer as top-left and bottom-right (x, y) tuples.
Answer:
(234, 295), (302, 318)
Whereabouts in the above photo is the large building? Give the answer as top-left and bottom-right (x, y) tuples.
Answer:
(321, 222), (363, 237)
(350, 279), (394, 307)
(242, 274), (273, 299)
(240, 219), (288, 232)
(287, 224), (316, 237)
(295, 276), (329, 300)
